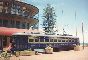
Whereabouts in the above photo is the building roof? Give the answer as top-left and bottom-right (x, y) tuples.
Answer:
(12, 32), (79, 39)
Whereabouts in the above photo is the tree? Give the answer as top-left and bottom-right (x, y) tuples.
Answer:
(42, 4), (56, 35)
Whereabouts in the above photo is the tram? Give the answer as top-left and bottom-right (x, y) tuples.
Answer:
(11, 32), (80, 51)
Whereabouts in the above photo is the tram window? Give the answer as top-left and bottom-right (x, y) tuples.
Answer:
(3, 20), (8, 27)
(40, 39), (44, 42)
(74, 40), (76, 42)
(69, 40), (71, 42)
(29, 39), (34, 42)
(66, 40), (68, 42)
(40, 36), (44, 42)
(62, 40), (65, 42)
(67, 38), (69, 39)
(50, 39), (53, 42)
(58, 40), (61, 42)
(62, 37), (65, 39)
(45, 39), (49, 42)
(35, 39), (39, 42)
(40, 36), (44, 39)
(54, 39), (57, 42)
(75, 39), (77, 40)
(72, 40), (74, 42)
(45, 36), (49, 42)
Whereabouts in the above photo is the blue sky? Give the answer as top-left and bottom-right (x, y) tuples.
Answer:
(22, 0), (88, 43)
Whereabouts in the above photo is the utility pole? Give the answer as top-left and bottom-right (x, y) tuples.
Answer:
(76, 27), (77, 36)
(82, 22), (84, 50)
(75, 11), (77, 36)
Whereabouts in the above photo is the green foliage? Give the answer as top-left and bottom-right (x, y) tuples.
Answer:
(42, 4), (56, 35)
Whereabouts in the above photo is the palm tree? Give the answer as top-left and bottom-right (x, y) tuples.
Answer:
(42, 4), (56, 35)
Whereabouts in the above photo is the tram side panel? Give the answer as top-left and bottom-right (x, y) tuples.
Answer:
(11, 35), (80, 51)
(28, 36), (48, 49)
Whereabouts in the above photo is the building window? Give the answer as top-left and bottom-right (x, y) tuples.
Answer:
(4, 7), (8, 13)
(10, 20), (15, 28)
(11, 8), (16, 14)
(3, 20), (8, 27)
(0, 2), (3, 12)
(18, 9), (22, 16)
(27, 23), (30, 29)
(24, 11), (29, 17)
(22, 22), (25, 29)
(0, 19), (2, 26)
(0, 6), (3, 12)
(4, 2), (9, 6)
(22, 11), (29, 17)
(16, 21), (20, 28)
(0, 2), (3, 5)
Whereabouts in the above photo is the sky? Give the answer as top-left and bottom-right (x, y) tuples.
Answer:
(21, 0), (88, 43)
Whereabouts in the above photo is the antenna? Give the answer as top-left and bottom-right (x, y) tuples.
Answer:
(63, 28), (66, 35)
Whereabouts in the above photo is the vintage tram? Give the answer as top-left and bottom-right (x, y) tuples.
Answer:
(11, 32), (80, 51)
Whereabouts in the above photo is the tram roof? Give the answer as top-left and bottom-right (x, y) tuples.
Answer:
(12, 32), (79, 38)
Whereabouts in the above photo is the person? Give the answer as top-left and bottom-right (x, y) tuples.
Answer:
(7, 43), (12, 53)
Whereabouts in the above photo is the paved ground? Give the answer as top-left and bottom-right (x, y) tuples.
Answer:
(0, 47), (88, 60)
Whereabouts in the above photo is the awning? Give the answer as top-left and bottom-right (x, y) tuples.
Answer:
(0, 27), (29, 36)
(0, 27), (41, 36)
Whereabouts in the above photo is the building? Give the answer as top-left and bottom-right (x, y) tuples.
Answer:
(0, 0), (39, 49)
